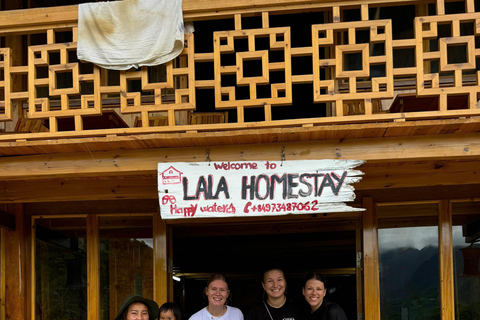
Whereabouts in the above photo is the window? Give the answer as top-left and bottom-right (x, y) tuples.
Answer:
(32, 213), (156, 320)
(99, 214), (154, 320)
(452, 201), (480, 320)
(33, 216), (88, 320)
(378, 203), (440, 320)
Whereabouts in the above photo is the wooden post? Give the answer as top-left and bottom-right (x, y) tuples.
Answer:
(0, 228), (5, 320)
(438, 200), (454, 320)
(87, 214), (100, 320)
(154, 212), (169, 304)
(355, 220), (363, 320)
(362, 197), (380, 320)
(4, 204), (26, 320)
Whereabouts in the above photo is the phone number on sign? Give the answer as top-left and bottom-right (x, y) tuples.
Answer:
(243, 201), (321, 213)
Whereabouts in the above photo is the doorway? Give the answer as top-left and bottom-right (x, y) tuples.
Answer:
(171, 219), (361, 320)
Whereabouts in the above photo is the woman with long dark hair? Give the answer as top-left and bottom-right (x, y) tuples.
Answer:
(302, 272), (347, 320)
(246, 268), (300, 320)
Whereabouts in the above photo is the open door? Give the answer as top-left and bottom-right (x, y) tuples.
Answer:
(170, 218), (362, 320)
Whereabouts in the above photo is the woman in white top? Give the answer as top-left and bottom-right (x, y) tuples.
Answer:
(189, 274), (244, 320)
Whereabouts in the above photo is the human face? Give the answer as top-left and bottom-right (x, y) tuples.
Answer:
(303, 279), (327, 312)
(206, 279), (229, 307)
(159, 310), (175, 320)
(125, 302), (149, 320)
(262, 270), (286, 300)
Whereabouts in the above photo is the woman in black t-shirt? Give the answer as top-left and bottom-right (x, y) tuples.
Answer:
(246, 268), (300, 320)
(302, 272), (347, 320)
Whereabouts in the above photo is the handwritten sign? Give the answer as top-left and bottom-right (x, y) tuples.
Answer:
(158, 160), (364, 219)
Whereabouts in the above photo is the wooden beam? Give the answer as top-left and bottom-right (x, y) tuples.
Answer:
(0, 157), (480, 203)
(355, 220), (363, 320)
(359, 160), (480, 189)
(0, 0), (424, 32)
(87, 214), (100, 320)
(0, 229), (5, 320)
(438, 200), (455, 320)
(24, 199), (159, 215)
(154, 214), (169, 304)
(0, 177), (158, 203)
(0, 133), (479, 181)
(362, 197), (380, 320)
(355, 184), (480, 204)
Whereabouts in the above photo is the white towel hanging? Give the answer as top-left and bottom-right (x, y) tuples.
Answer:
(77, 0), (185, 70)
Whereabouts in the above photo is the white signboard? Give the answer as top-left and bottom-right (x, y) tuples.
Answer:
(158, 160), (364, 219)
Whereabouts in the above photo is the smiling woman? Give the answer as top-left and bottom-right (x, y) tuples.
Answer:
(302, 272), (347, 320)
(246, 269), (301, 320)
(189, 274), (244, 320)
(114, 295), (159, 320)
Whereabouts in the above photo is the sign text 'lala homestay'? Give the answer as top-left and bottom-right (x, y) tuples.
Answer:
(157, 160), (364, 219)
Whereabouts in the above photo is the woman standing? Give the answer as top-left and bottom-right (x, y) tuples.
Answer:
(302, 272), (347, 320)
(189, 273), (244, 320)
(246, 268), (300, 320)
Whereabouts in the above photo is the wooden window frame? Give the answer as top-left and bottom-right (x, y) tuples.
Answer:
(30, 214), (88, 320)
(30, 212), (169, 320)
(0, 228), (5, 320)
(364, 199), (455, 320)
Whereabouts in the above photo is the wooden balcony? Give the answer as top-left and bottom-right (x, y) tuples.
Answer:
(0, 0), (480, 155)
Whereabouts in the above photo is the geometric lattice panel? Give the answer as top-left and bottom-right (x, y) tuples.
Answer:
(119, 33), (196, 115)
(28, 41), (100, 119)
(19, 27), (196, 131)
(0, 48), (12, 121)
(213, 27), (292, 108)
(414, 12), (480, 109)
(312, 19), (394, 105)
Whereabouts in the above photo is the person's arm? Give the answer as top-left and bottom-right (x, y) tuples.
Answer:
(237, 308), (245, 320)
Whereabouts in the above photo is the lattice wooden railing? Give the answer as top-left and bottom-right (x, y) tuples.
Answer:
(0, 0), (479, 138)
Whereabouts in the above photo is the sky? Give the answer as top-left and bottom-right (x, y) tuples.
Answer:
(378, 225), (470, 253)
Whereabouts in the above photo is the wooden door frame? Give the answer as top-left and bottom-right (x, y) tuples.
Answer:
(363, 198), (460, 320)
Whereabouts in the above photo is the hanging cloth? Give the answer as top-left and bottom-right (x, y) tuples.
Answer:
(77, 0), (184, 70)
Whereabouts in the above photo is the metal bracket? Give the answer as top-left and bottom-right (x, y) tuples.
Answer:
(206, 147), (211, 165)
(358, 313), (363, 320)
(356, 252), (362, 268)
(280, 145), (285, 166)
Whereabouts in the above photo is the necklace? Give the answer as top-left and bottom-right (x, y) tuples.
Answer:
(207, 306), (227, 319)
(267, 296), (287, 308)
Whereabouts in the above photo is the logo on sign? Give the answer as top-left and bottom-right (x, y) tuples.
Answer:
(160, 166), (182, 185)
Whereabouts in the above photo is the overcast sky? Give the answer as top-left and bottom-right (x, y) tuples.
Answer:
(378, 226), (468, 253)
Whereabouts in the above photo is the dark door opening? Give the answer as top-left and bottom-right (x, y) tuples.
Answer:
(171, 219), (360, 320)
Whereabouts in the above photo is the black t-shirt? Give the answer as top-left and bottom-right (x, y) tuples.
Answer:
(305, 300), (347, 320)
(246, 300), (300, 320)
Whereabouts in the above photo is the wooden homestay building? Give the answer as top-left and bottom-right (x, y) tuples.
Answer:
(0, 0), (479, 319)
